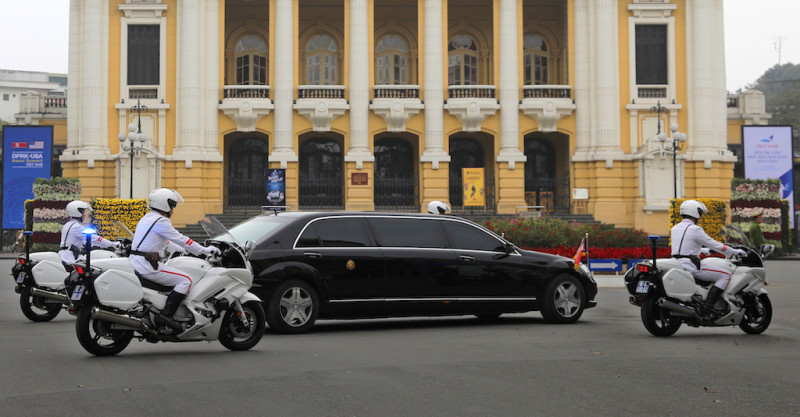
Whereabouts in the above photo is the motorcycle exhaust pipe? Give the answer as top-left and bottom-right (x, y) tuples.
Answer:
(656, 298), (697, 317)
(91, 307), (152, 333)
(30, 287), (70, 304)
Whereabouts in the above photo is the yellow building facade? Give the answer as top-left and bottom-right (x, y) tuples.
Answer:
(34, 0), (760, 234)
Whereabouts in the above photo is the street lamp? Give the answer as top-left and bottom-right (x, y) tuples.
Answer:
(657, 122), (688, 200)
(118, 99), (147, 199)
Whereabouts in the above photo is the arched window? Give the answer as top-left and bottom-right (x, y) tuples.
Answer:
(376, 34), (409, 85)
(306, 34), (339, 85)
(524, 137), (555, 180)
(299, 138), (343, 207)
(227, 137), (269, 207)
(449, 137), (484, 207)
(523, 34), (549, 85)
(448, 35), (479, 86)
(235, 34), (268, 85)
(374, 137), (415, 207)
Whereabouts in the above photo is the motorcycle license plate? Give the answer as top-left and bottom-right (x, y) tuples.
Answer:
(71, 285), (86, 301)
(635, 281), (650, 294)
(16, 271), (26, 283)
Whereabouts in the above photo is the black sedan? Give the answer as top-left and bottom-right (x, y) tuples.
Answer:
(222, 211), (597, 333)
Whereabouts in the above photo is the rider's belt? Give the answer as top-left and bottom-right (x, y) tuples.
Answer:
(130, 250), (160, 269)
(60, 247), (69, 250)
(672, 254), (701, 269)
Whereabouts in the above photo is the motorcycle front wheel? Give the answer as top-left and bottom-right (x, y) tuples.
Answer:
(739, 294), (772, 335)
(641, 296), (682, 337)
(19, 287), (61, 322)
(75, 307), (133, 356)
(219, 301), (266, 351)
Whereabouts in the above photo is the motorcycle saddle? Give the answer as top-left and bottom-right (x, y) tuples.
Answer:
(134, 271), (174, 293)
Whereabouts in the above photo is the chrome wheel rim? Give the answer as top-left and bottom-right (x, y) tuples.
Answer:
(279, 287), (314, 327)
(553, 282), (581, 318)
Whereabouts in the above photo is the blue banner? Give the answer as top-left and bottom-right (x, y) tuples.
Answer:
(265, 168), (286, 209)
(743, 125), (794, 226)
(2, 126), (53, 229)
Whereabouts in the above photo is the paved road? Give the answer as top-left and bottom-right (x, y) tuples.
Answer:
(0, 258), (798, 416)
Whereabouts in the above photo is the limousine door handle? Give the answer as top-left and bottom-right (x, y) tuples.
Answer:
(459, 255), (476, 263)
(304, 252), (322, 259)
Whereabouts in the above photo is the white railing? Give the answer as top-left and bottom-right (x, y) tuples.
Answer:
(223, 85), (271, 99)
(373, 85), (420, 99)
(523, 85), (572, 99)
(297, 85), (346, 99)
(448, 85), (496, 99)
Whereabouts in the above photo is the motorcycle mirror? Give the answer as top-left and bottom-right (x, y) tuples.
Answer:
(760, 244), (775, 258)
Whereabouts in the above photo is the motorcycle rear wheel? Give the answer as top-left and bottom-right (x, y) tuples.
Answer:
(219, 301), (266, 351)
(19, 287), (61, 322)
(739, 294), (772, 335)
(641, 296), (682, 337)
(75, 307), (133, 356)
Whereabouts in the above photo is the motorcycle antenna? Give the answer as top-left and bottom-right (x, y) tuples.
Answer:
(648, 235), (660, 268)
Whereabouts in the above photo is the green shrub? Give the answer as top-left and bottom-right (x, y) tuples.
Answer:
(483, 216), (651, 249)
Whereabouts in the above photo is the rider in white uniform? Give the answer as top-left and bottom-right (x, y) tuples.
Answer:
(58, 201), (120, 271)
(670, 200), (746, 313)
(129, 188), (220, 331)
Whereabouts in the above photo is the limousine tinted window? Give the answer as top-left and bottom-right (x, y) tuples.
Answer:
(367, 217), (448, 248)
(297, 217), (371, 248)
(440, 220), (506, 252)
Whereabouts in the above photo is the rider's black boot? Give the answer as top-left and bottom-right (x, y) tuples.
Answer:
(702, 286), (725, 316)
(156, 291), (186, 332)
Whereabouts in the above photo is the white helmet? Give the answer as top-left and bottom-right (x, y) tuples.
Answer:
(679, 200), (708, 219)
(66, 201), (92, 218)
(148, 188), (184, 213)
(427, 200), (450, 215)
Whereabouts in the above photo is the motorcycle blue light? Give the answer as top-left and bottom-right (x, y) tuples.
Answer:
(82, 227), (97, 235)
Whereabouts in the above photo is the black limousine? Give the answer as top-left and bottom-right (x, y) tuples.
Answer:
(218, 211), (598, 333)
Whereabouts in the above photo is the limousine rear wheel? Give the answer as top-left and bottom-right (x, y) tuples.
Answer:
(540, 275), (585, 324)
(266, 279), (319, 334)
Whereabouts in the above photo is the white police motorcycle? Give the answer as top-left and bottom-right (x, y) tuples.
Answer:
(72, 217), (265, 356)
(11, 229), (126, 322)
(625, 226), (774, 337)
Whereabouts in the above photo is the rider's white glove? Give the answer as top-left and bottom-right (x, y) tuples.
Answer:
(203, 246), (221, 256)
(699, 248), (711, 256)
(733, 249), (747, 257)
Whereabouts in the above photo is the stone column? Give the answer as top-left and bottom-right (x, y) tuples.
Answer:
(572, 0), (591, 157)
(592, 0), (621, 153)
(687, 0), (727, 154)
(176, 0), (202, 153)
(345, 0), (374, 168)
(67, 0), (82, 150)
(80, 0), (105, 151)
(204, 0), (221, 152)
(497, 0), (525, 168)
(420, 0), (449, 169)
(270, 0), (297, 168)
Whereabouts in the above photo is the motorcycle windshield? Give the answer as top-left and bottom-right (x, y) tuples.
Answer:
(724, 225), (754, 249)
(199, 216), (239, 245)
(111, 220), (134, 240)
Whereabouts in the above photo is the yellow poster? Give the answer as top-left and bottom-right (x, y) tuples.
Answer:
(462, 168), (485, 207)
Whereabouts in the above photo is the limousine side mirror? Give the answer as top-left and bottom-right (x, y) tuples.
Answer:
(492, 242), (515, 260)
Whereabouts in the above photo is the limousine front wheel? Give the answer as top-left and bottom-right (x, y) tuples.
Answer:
(540, 275), (585, 324)
(266, 279), (319, 334)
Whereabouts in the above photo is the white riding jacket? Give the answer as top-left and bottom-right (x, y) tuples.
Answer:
(129, 211), (205, 272)
(58, 218), (114, 265)
(670, 219), (736, 271)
